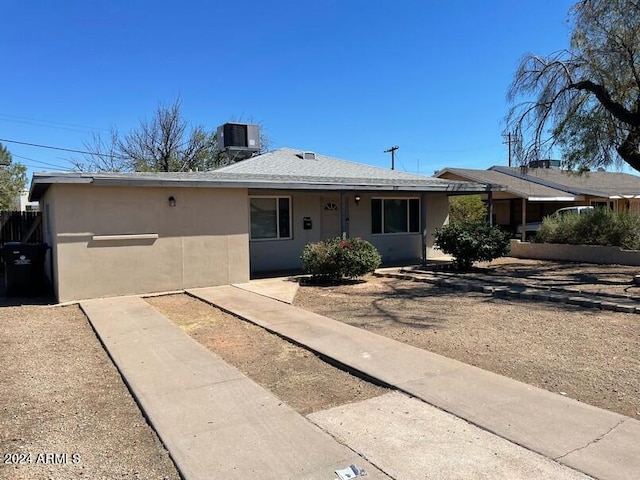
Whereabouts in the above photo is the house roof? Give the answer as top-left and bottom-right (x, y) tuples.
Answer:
(436, 165), (640, 200)
(435, 168), (576, 201)
(491, 166), (640, 198)
(30, 147), (497, 201)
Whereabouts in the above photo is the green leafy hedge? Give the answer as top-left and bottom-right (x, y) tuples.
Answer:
(434, 222), (511, 270)
(301, 237), (382, 282)
(536, 208), (640, 249)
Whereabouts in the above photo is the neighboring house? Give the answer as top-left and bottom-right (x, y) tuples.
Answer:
(29, 147), (494, 302)
(435, 165), (640, 239)
(14, 190), (39, 212)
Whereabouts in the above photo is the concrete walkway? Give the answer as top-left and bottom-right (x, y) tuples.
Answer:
(80, 296), (387, 480)
(188, 285), (640, 480)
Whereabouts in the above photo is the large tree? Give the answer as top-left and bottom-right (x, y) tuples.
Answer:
(74, 98), (224, 172)
(506, 0), (640, 172)
(0, 143), (27, 210)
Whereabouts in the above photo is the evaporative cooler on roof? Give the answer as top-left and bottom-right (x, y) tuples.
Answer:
(217, 122), (261, 162)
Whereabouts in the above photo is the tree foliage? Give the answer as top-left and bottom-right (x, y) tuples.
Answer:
(74, 98), (237, 172)
(0, 143), (27, 210)
(449, 195), (487, 225)
(506, 0), (640, 172)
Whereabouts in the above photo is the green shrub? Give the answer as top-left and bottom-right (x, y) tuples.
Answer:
(536, 208), (640, 249)
(449, 195), (487, 225)
(301, 237), (382, 282)
(434, 222), (511, 270)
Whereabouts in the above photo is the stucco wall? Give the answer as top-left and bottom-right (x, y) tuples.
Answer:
(510, 240), (640, 266)
(43, 184), (250, 302)
(249, 191), (324, 272)
(249, 191), (450, 272)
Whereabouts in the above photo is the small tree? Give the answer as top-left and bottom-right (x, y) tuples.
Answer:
(449, 195), (487, 224)
(434, 222), (511, 270)
(0, 143), (27, 210)
(301, 237), (381, 282)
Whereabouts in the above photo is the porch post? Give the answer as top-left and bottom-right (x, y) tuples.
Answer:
(521, 197), (527, 242)
(487, 190), (494, 226)
(421, 191), (427, 266)
(340, 191), (347, 239)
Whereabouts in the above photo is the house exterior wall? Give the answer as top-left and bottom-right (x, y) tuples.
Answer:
(249, 190), (450, 272)
(43, 184), (249, 302)
(249, 191), (324, 272)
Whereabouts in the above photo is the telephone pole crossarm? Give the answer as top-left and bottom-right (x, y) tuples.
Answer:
(384, 145), (399, 170)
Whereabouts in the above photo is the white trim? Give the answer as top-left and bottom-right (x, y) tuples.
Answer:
(249, 195), (293, 240)
(528, 196), (575, 202)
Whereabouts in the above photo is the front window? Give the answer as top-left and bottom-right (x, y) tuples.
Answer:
(371, 198), (420, 234)
(250, 196), (291, 239)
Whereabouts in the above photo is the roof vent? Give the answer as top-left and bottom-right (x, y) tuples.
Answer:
(302, 151), (316, 160)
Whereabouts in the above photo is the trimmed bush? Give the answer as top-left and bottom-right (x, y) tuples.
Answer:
(301, 237), (382, 282)
(434, 222), (511, 270)
(536, 208), (640, 249)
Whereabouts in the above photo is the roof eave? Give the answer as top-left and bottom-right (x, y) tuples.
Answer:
(29, 173), (499, 199)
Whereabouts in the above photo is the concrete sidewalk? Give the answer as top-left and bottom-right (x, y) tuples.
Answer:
(189, 285), (640, 480)
(80, 296), (387, 480)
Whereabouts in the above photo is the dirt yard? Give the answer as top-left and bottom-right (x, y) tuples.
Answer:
(474, 257), (640, 297)
(293, 275), (640, 419)
(0, 304), (180, 480)
(146, 294), (388, 415)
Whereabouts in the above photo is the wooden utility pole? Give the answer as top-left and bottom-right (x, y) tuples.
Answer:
(502, 132), (512, 167)
(384, 145), (399, 170)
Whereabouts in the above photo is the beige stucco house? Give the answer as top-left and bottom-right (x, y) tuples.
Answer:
(29, 148), (493, 303)
(436, 165), (640, 240)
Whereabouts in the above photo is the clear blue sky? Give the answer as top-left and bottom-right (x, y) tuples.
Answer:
(1, 0), (578, 180)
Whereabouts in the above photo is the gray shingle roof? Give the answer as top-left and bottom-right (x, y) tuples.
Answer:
(30, 147), (496, 201)
(436, 168), (576, 200)
(491, 166), (640, 198)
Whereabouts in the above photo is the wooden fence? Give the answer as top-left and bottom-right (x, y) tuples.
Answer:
(0, 211), (43, 244)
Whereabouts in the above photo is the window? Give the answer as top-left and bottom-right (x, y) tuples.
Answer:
(371, 198), (420, 234)
(250, 197), (291, 239)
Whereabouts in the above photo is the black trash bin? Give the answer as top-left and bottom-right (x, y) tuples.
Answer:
(2, 243), (48, 297)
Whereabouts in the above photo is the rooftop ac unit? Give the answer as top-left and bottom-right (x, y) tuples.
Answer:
(217, 122), (261, 152)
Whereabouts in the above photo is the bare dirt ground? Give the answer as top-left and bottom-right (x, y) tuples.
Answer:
(146, 294), (388, 415)
(473, 257), (640, 297)
(0, 304), (180, 480)
(293, 274), (640, 420)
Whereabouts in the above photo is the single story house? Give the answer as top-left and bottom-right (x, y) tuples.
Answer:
(435, 165), (640, 239)
(29, 148), (495, 303)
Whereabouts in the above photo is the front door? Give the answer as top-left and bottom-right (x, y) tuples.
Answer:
(320, 196), (341, 239)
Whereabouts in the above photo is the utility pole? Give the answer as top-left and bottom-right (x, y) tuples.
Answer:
(502, 132), (512, 167)
(384, 145), (399, 170)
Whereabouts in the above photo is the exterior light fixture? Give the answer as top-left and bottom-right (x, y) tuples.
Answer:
(354, 194), (361, 205)
(168, 196), (176, 207)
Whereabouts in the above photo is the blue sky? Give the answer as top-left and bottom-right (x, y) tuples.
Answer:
(1, 0), (578, 180)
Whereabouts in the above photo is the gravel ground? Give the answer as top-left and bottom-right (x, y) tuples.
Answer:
(293, 275), (640, 420)
(146, 294), (388, 415)
(0, 304), (180, 480)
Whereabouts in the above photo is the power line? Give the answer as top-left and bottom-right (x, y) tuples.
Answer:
(11, 154), (74, 171)
(0, 113), (109, 131)
(0, 137), (127, 159)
